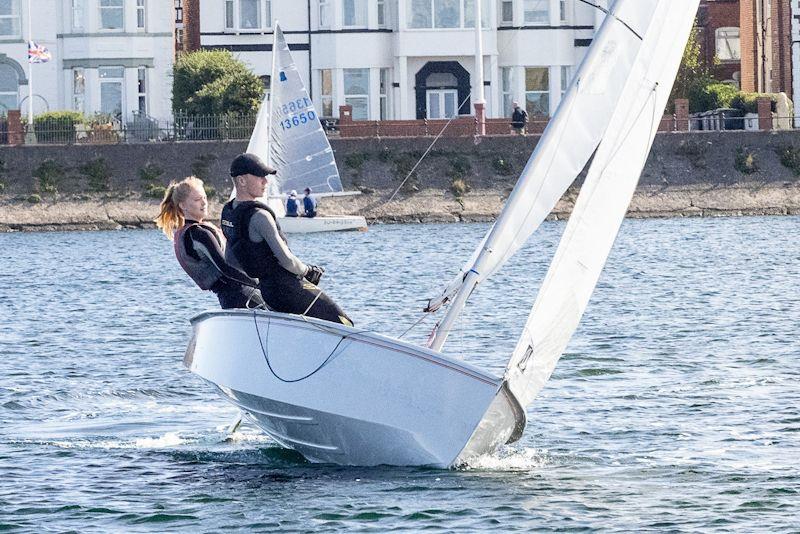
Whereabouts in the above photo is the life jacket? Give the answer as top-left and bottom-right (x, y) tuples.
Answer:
(173, 222), (224, 291)
(221, 200), (290, 280)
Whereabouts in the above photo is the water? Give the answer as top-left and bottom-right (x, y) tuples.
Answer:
(1, 217), (798, 531)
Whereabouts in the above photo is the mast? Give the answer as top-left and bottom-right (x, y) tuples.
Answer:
(267, 23), (279, 166)
(429, 0), (658, 352)
(474, 0), (485, 134)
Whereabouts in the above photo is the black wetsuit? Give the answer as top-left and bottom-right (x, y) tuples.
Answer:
(175, 221), (265, 310)
(221, 201), (352, 325)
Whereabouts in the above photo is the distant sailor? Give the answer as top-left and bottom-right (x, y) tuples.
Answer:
(221, 153), (353, 326)
(155, 176), (265, 310)
(285, 190), (300, 217)
(302, 187), (317, 218)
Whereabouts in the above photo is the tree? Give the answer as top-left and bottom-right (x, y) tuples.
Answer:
(669, 26), (716, 113)
(172, 50), (264, 115)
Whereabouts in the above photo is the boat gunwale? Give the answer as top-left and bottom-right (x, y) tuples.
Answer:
(190, 309), (502, 387)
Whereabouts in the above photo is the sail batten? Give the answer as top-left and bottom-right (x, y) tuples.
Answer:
(504, 1), (700, 408)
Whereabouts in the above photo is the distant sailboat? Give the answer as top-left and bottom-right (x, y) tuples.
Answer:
(185, 0), (700, 466)
(248, 23), (367, 233)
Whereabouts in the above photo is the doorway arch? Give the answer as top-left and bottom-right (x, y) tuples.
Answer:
(414, 61), (470, 119)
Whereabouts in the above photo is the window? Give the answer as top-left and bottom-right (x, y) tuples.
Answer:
(319, 0), (330, 28)
(343, 0), (366, 27)
(175, 0), (183, 23)
(559, 0), (566, 22)
(136, 0), (146, 29)
(72, 68), (85, 113)
(344, 68), (369, 120)
(499, 0), (513, 25)
(523, 0), (547, 24)
(525, 66), (549, 116)
(71, 0), (84, 32)
(716, 27), (740, 61)
(239, 0), (260, 29)
(0, 0), (21, 37)
(99, 66), (124, 118)
(0, 64), (18, 113)
(319, 69), (333, 116)
(225, 0), (234, 29)
(99, 0), (124, 30)
(377, 0), (386, 27)
(501, 66), (513, 117)
(409, 0), (487, 29)
(379, 68), (390, 120)
(137, 67), (147, 114)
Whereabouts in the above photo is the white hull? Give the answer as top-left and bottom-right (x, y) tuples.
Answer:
(184, 310), (525, 467)
(278, 215), (367, 234)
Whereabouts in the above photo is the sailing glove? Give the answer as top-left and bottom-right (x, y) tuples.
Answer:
(304, 265), (324, 285)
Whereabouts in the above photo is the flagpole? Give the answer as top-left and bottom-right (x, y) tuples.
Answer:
(27, 0), (33, 126)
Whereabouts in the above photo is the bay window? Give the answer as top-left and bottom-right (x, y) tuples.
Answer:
(99, 66), (124, 118)
(71, 0), (84, 32)
(319, 69), (333, 117)
(72, 68), (85, 113)
(224, 0), (272, 31)
(136, 0), (145, 29)
(319, 0), (330, 28)
(0, 64), (18, 113)
(343, 0), (366, 28)
(409, 0), (489, 29)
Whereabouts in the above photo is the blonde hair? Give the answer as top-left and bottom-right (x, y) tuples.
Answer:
(154, 176), (205, 240)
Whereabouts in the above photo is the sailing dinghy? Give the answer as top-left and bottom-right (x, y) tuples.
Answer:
(185, 0), (699, 466)
(247, 24), (367, 233)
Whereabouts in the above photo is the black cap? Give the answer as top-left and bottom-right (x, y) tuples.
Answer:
(230, 153), (277, 178)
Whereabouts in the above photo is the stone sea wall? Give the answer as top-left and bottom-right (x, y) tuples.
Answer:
(0, 131), (799, 231)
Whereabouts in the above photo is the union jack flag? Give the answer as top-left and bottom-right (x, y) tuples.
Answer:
(28, 41), (51, 64)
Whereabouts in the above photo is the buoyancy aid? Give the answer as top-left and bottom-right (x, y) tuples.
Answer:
(221, 200), (291, 280)
(173, 222), (224, 290)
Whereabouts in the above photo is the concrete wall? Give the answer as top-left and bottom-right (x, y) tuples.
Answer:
(1, 131), (799, 199)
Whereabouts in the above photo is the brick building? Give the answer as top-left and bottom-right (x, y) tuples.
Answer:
(697, 0), (742, 86)
(740, 0), (793, 95)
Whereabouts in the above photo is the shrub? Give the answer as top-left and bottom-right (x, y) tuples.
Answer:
(392, 153), (420, 193)
(731, 92), (777, 114)
(138, 163), (164, 183)
(33, 111), (84, 144)
(34, 159), (65, 193)
(80, 158), (112, 191)
(27, 193), (41, 204)
(450, 177), (471, 198)
(0, 181), (5, 193)
(734, 148), (757, 174)
(690, 82), (739, 113)
(448, 154), (472, 179)
(203, 184), (217, 199)
(675, 139), (708, 169)
(173, 50), (264, 115)
(344, 153), (369, 170)
(492, 157), (514, 176)
(776, 146), (800, 175)
(145, 183), (167, 199)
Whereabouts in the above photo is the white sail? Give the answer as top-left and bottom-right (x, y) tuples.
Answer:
(428, 0), (662, 349)
(246, 24), (343, 204)
(504, 1), (700, 408)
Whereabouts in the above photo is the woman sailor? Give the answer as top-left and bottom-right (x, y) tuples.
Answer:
(155, 176), (265, 310)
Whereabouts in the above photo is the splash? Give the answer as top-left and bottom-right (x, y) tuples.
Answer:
(461, 447), (552, 471)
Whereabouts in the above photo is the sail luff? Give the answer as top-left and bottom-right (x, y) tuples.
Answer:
(504, 0), (700, 408)
(428, 0), (661, 351)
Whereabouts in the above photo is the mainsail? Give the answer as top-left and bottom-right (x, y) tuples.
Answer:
(246, 24), (343, 209)
(504, 2), (700, 407)
(427, 0), (662, 349)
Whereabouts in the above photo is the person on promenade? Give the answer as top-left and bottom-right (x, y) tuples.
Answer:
(155, 176), (265, 310)
(221, 153), (353, 326)
(302, 187), (318, 218)
(285, 190), (300, 217)
(511, 101), (528, 135)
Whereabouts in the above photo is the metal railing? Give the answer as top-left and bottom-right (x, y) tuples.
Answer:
(4, 111), (799, 146)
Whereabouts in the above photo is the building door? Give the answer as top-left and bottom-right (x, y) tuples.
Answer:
(426, 89), (458, 119)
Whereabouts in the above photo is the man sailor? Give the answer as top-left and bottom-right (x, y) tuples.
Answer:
(285, 190), (300, 217)
(221, 153), (353, 326)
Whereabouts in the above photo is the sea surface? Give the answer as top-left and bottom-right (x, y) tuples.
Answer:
(1, 216), (798, 532)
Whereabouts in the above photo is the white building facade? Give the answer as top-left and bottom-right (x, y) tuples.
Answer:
(0, 0), (174, 122)
(199, 0), (606, 121)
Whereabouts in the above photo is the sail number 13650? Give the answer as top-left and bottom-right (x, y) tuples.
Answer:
(279, 97), (316, 131)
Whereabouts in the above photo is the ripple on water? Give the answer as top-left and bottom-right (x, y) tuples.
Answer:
(1, 218), (799, 531)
